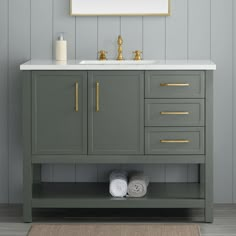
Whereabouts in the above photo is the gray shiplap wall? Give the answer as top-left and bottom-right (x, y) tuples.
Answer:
(0, 0), (9, 203)
(0, 0), (235, 203)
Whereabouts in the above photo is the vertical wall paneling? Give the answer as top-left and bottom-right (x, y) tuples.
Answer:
(188, 0), (211, 59)
(53, 165), (76, 182)
(76, 17), (98, 60)
(41, 165), (54, 182)
(8, 0), (30, 203)
(31, 0), (53, 59)
(211, 0), (233, 203)
(187, 165), (199, 183)
(52, 0), (76, 181)
(233, 0), (236, 203)
(76, 165), (98, 182)
(120, 17), (143, 60)
(97, 17), (120, 59)
(120, 164), (144, 174)
(52, 165), (75, 182)
(0, 0), (9, 202)
(166, 0), (188, 59)
(165, 165), (188, 183)
(53, 0), (76, 60)
(143, 165), (165, 182)
(143, 17), (166, 59)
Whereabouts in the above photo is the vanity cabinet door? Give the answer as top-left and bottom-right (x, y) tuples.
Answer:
(88, 71), (144, 155)
(32, 71), (87, 154)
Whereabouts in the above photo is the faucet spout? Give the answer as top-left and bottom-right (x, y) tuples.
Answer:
(116, 35), (124, 60)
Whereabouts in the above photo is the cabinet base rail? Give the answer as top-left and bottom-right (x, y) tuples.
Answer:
(32, 155), (205, 164)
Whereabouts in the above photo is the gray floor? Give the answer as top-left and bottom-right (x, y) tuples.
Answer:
(0, 204), (235, 236)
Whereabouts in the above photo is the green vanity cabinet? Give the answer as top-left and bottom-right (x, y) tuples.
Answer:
(32, 71), (87, 154)
(88, 71), (144, 155)
(22, 68), (214, 223)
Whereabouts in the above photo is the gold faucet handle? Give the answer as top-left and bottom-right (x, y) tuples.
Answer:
(98, 50), (108, 60)
(133, 50), (142, 60)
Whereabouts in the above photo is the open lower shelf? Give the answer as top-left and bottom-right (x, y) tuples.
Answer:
(32, 183), (205, 209)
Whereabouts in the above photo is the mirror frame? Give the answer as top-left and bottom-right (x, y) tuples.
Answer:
(70, 0), (171, 16)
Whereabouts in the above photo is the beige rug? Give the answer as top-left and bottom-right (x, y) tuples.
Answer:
(28, 224), (200, 236)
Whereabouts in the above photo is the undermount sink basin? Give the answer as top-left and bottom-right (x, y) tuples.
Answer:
(79, 60), (159, 65)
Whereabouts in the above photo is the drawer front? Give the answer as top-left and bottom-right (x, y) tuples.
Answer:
(145, 71), (205, 98)
(145, 99), (204, 127)
(145, 127), (204, 155)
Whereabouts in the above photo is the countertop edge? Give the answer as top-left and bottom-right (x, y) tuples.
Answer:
(20, 60), (216, 71)
(20, 65), (217, 71)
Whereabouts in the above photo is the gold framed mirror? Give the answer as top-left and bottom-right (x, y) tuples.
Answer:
(70, 0), (171, 16)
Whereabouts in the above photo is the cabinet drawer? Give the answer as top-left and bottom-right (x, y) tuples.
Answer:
(145, 71), (205, 98)
(145, 99), (204, 127)
(145, 127), (204, 155)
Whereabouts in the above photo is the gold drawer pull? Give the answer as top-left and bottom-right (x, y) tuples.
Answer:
(160, 112), (190, 115)
(75, 82), (79, 112)
(160, 83), (190, 87)
(96, 82), (100, 112)
(160, 139), (190, 143)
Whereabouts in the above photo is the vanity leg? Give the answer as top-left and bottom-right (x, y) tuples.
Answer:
(204, 157), (213, 223)
(23, 73), (32, 223)
(205, 162), (213, 223)
(23, 163), (32, 223)
(205, 205), (213, 223)
(23, 173), (32, 223)
(205, 71), (214, 223)
(200, 164), (213, 222)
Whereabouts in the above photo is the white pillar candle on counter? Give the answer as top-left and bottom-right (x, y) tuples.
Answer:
(56, 33), (67, 61)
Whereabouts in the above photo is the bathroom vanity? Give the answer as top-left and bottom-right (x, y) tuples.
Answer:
(20, 60), (216, 222)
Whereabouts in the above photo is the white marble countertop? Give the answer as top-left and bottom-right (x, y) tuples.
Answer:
(20, 60), (216, 70)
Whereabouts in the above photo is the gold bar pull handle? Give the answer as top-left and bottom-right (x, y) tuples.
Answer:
(96, 82), (100, 112)
(160, 83), (190, 87)
(75, 82), (79, 112)
(160, 112), (190, 115)
(160, 140), (190, 143)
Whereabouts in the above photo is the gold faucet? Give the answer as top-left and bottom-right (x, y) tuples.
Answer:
(116, 35), (124, 60)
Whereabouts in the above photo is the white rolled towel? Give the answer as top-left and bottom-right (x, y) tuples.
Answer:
(127, 172), (149, 198)
(109, 170), (128, 198)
